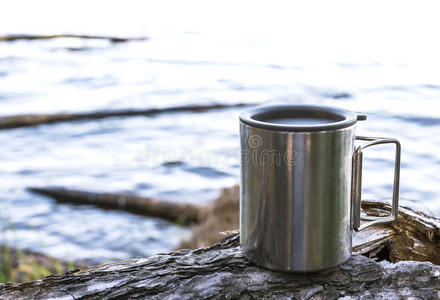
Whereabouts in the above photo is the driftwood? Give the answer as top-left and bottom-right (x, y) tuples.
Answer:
(0, 34), (147, 43)
(28, 187), (205, 225)
(0, 103), (252, 130)
(0, 200), (438, 298)
(0, 232), (439, 299)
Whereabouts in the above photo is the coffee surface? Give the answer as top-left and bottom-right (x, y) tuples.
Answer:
(265, 118), (334, 125)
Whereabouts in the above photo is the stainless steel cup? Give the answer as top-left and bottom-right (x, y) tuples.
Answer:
(239, 104), (401, 272)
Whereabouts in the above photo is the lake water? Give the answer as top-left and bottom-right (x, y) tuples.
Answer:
(0, 1), (439, 263)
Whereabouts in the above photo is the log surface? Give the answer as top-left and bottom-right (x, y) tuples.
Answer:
(0, 234), (439, 299)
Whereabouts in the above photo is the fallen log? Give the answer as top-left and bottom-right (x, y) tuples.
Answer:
(8, 189), (440, 298)
(0, 103), (253, 130)
(0, 34), (147, 43)
(0, 229), (439, 299)
(28, 187), (205, 225)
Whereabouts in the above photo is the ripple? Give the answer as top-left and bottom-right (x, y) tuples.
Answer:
(322, 92), (352, 99)
(394, 115), (440, 126)
(184, 166), (230, 178)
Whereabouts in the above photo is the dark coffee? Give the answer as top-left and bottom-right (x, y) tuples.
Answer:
(266, 118), (334, 125)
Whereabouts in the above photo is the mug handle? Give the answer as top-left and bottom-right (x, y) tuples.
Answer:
(351, 136), (401, 231)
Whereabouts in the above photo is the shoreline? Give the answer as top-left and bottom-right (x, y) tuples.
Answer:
(0, 244), (91, 284)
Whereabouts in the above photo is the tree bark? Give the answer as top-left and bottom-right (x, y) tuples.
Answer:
(0, 103), (253, 130)
(361, 200), (440, 264)
(28, 187), (205, 225)
(0, 233), (439, 299)
(0, 201), (439, 299)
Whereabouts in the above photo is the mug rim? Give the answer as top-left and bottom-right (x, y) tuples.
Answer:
(239, 104), (366, 132)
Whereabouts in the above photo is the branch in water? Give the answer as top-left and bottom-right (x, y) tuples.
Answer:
(0, 103), (254, 130)
(0, 34), (148, 43)
(28, 187), (206, 225)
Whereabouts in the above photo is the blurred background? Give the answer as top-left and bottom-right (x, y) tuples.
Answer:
(0, 0), (439, 272)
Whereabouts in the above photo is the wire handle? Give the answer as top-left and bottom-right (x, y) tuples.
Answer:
(351, 136), (401, 231)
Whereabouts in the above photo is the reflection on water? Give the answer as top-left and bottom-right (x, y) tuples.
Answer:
(0, 1), (439, 263)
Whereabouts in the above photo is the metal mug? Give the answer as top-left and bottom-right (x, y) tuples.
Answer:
(239, 104), (401, 272)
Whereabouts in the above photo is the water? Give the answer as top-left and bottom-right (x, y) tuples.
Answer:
(0, 1), (440, 263)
